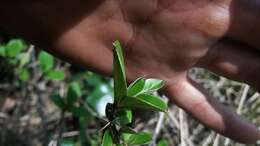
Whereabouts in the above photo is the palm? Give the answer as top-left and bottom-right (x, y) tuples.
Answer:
(0, 0), (259, 143)
(47, 0), (228, 79)
(120, 0), (229, 80)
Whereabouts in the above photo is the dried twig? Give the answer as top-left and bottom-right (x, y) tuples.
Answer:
(150, 97), (168, 146)
(213, 134), (220, 146)
(179, 108), (186, 146)
(237, 85), (250, 115)
(202, 132), (216, 146)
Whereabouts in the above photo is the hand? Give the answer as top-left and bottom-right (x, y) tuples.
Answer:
(1, 0), (260, 143)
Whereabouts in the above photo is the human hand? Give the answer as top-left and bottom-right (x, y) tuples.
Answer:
(0, 0), (259, 143)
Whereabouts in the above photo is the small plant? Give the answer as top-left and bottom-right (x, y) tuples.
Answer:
(38, 51), (65, 81)
(0, 39), (65, 82)
(101, 41), (168, 146)
(48, 40), (168, 146)
(0, 39), (29, 82)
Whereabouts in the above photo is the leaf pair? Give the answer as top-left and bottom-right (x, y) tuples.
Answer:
(125, 77), (167, 112)
(38, 51), (65, 81)
(127, 77), (164, 97)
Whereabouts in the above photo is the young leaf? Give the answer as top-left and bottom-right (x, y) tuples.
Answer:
(46, 70), (65, 81)
(157, 139), (169, 146)
(120, 94), (167, 112)
(123, 132), (152, 146)
(5, 39), (25, 57)
(113, 40), (127, 103)
(67, 82), (81, 105)
(127, 77), (145, 97)
(50, 94), (66, 109)
(38, 51), (54, 73)
(115, 109), (132, 126)
(142, 79), (164, 93)
(102, 130), (114, 146)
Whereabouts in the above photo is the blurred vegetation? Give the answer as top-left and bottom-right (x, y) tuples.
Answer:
(0, 38), (259, 146)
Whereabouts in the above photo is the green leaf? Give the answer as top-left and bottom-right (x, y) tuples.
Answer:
(5, 39), (25, 57)
(143, 79), (164, 93)
(59, 139), (75, 146)
(50, 94), (66, 109)
(18, 68), (30, 81)
(123, 132), (152, 146)
(102, 130), (114, 146)
(122, 133), (131, 142)
(157, 139), (169, 146)
(120, 94), (167, 112)
(113, 40), (127, 104)
(0, 45), (6, 56)
(120, 126), (137, 134)
(67, 82), (81, 105)
(68, 106), (90, 117)
(46, 70), (65, 81)
(127, 77), (145, 97)
(38, 51), (54, 73)
(115, 110), (132, 126)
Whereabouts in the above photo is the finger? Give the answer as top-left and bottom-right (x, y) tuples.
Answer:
(197, 39), (260, 91)
(164, 76), (260, 144)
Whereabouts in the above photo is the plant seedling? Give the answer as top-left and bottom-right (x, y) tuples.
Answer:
(101, 40), (168, 146)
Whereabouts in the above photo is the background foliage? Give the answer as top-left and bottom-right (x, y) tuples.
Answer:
(0, 38), (259, 146)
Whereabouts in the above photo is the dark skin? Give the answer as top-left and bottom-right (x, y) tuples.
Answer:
(0, 0), (260, 143)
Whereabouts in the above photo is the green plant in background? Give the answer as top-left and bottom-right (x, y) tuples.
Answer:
(0, 39), (26, 58)
(38, 51), (65, 81)
(0, 39), (30, 82)
(50, 80), (93, 146)
(101, 41), (168, 146)
(0, 39), (65, 82)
